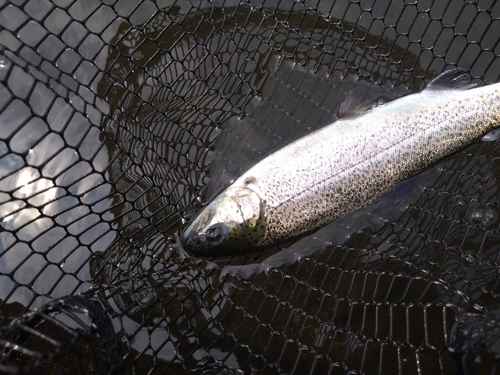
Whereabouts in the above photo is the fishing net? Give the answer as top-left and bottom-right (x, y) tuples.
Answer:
(1, 0), (500, 374)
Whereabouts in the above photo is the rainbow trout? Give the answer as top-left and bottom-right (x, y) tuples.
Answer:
(182, 69), (500, 255)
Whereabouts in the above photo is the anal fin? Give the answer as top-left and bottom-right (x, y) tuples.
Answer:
(426, 68), (476, 91)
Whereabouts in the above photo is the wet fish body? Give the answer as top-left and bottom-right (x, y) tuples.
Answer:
(182, 70), (500, 255)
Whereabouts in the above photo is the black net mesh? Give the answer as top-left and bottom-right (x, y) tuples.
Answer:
(1, 0), (500, 374)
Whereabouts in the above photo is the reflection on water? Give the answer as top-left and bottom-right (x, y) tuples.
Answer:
(0, 60), (115, 307)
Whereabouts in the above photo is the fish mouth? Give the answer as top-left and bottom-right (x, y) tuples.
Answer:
(181, 231), (206, 253)
(181, 221), (204, 253)
(181, 208), (211, 253)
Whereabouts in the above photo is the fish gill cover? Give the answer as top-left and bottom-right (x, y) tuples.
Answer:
(0, 0), (500, 374)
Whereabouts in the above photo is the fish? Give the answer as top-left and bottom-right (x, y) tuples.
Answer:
(181, 69), (500, 256)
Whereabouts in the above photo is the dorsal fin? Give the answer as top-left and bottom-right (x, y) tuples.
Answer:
(426, 69), (476, 91)
(337, 89), (372, 119)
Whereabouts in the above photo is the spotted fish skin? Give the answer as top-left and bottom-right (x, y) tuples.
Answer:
(182, 70), (500, 255)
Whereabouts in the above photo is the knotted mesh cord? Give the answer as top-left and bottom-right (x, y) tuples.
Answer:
(1, 0), (500, 374)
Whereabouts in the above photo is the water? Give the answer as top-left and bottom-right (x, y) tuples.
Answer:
(1, 1), (500, 374)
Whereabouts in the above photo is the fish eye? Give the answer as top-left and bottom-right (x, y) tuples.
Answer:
(206, 226), (220, 238)
(204, 224), (226, 241)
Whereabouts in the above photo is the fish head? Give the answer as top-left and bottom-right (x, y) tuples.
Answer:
(182, 186), (266, 255)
